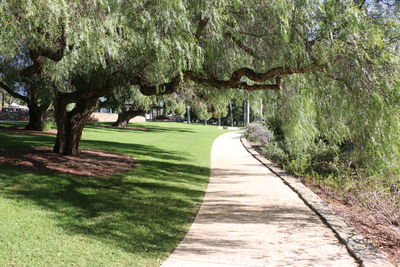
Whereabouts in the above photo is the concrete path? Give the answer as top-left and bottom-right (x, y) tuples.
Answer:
(162, 132), (357, 267)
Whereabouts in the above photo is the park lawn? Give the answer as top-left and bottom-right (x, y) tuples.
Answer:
(0, 122), (225, 267)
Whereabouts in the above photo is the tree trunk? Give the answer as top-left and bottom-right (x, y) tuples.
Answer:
(1, 92), (4, 110)
(218, 118), (221, 126)
(112, 107), (145, 128)
(53, 95), (97, 155)
(25, 102), (50, 131)
(243, 101), (246, 126)
(51, 66), (129, 155)
(25, 105), (44, 131)
(229, 102), (234, 127)
(246, 98), (250, 125)
(186, 105), (191, 124)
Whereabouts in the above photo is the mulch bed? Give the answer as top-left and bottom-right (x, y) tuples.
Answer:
(0, 146), (136, 177)
(246, 139), (400, 266)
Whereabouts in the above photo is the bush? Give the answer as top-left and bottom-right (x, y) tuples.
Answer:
(285, 157), (311, 177)
(259, 133), (400, 225)
(42, 118), (56, 131)
(245, 123), (273, 145)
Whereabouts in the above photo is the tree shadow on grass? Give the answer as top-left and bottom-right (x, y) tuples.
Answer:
(0, 131), (189, 162)
(0, 156), (210, 257)
(85, 122), (196, 134)
(0, 131), (55, 151)
(80, 139), (189, 162)
(0, 124), (210, 257)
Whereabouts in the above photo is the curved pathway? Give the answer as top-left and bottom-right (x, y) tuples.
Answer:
(162, 132), (357, 267)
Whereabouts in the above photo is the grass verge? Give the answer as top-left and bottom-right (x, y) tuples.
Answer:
(0, 122), (224, 266)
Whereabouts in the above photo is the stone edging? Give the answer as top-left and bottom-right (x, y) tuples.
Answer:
(240, 136), (393, 267)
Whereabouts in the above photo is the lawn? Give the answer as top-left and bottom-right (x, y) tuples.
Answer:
(0, 122), (224, 266)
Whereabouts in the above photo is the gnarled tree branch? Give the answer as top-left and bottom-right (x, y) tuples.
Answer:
(22, 24), (66, 77)
(137, 75), (182, 96)
(186, 62), (319, 91)
(195, 17), (210, 41)
(0, 80), (30, 103)
(132, 61), (321, 95)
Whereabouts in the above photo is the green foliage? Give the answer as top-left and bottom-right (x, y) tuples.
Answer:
(175, 102), (187, 117)
(261, 141), (288, 164)
(261, 65), (400, 176)
(161, 92), (187, 117)
(254, 69), (400, 224)
(101, 85), (154, 113)
(193, 101), (212, 121)
(3, 0), (398, 119)
(42, 117), (56, 131)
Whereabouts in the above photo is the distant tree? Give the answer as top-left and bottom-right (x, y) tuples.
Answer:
(100, 86), (153, 128)
(162, 93), (187, 120)
(0, 55), (52, 130)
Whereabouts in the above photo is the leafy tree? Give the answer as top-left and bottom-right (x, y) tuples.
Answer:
(0, 55), (52, 130)
(1, 0), (200, 154)
(101, 86), (153, 128)
(162, 92), (187, 119)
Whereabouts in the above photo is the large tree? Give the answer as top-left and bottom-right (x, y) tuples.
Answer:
(1, 0), (196, 154)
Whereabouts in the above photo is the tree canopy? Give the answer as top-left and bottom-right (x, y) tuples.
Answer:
(3, 0), (397, 91)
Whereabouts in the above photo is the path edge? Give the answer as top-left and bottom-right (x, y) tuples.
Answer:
(240, 136), (393, 267)
(161, 133), (227, 267)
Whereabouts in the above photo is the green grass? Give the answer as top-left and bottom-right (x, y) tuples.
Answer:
(0, 122), (225, 266)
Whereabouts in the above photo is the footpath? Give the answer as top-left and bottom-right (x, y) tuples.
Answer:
(162, 132), (385, 267)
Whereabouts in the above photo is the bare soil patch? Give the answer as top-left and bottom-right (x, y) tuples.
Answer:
(246, 139), (400, 266)
(0, 146), (136, 177)
(0, 126), (57, 136)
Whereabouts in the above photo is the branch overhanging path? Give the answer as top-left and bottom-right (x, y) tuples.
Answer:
(162, 132), (358, 267)
(137, 63), (320, 96)
(137, 17), (324, 96)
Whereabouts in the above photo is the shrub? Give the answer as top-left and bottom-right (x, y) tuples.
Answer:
(42, 118), (56, 131)
(261, 141), (288, 164)
(245, 123), (273, 145)
(285, 157), (311, 177)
